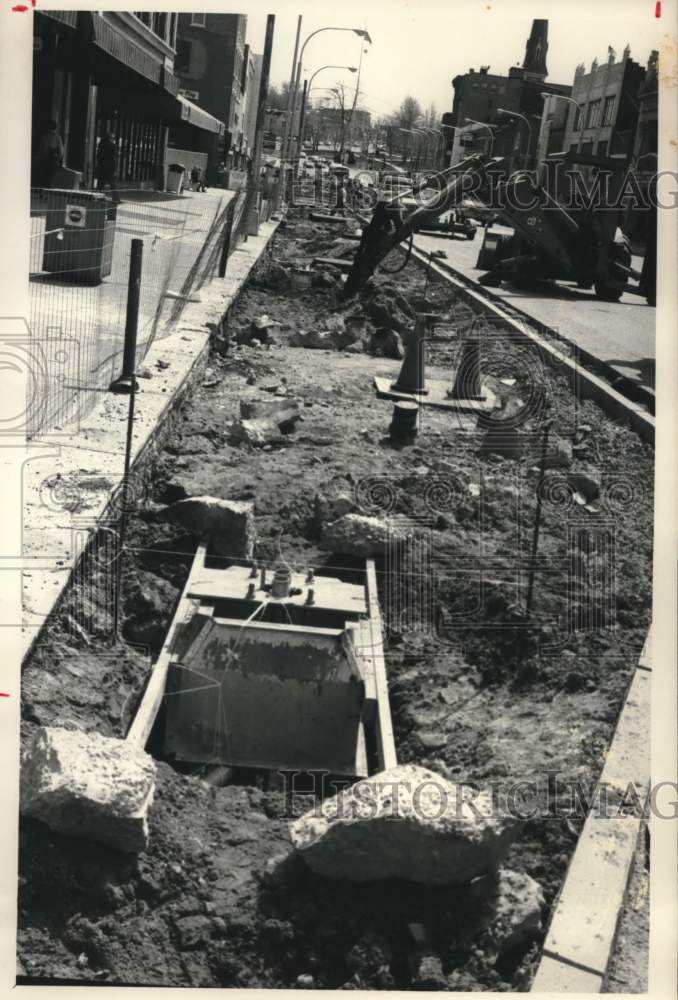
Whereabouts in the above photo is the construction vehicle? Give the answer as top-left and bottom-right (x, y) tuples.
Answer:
(342, 152), (653, 304)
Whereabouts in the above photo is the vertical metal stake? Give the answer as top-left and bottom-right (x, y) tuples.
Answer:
(526, 419), (552, 617)
(110, 238), (143, 394)
(112, 239), (143, 641)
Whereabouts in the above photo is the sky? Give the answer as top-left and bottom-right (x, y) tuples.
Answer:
(238, 0), (666, 121)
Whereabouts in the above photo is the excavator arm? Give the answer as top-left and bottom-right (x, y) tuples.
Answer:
(341, 154), (491, 299)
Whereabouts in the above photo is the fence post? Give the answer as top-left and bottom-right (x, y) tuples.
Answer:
(110, 238), (143, 394)
(111, 239), (143, 641)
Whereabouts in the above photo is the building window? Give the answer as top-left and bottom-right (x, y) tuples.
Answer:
(574, 106), (584, 130)
(602, 94), (616, 125)
(175, 39), (191, 75)
(191, 13), (206, 28)
(586, 99), (601, 128)
(169, 13), (177, 49)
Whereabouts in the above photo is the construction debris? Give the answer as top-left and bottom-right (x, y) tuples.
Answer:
(361, 279), (416, 334)
(239, 396), (300, 427)
(20, 727), (156, 853)
(322, 513), (412, 557)
(483, 868), (545, 958)
(289, 764), (522, 885)
(158, 496), (255, 557)
(229, 417), (286, 447)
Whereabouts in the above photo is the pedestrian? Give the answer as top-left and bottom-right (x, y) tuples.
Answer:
(36, 120), (64, 188)
(330, 174), (346, 216)
(96, 132), (121, 204)
(190, 165), (206, 192)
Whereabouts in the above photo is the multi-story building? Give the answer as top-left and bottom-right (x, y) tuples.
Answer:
(561, 46), (645, 160)
(174, 13), (248, 170)
(32, 11), (224, 191)
(447, 19), (570, 171)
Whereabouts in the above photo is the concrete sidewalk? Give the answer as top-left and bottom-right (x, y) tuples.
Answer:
(29, 187), (234, 435)
(20, 216), (279, 666)
(413, 228), (655, 399)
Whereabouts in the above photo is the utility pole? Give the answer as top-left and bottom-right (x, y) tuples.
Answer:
(295, 79), (308, 164)
(278, 14), (302, 210)
(247, 14), (275, 235)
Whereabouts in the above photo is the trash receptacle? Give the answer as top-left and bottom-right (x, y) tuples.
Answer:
(167, 162), (186, 194)
(42, 189), (117, 284)
(51, 165), (83, 190)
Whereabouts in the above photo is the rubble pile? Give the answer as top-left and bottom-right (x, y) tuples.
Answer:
(17, 206), (652, 991)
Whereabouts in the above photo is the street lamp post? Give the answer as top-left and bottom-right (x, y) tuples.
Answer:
(296, 65), (357, 160)
(281, 25), (370, 189)
(422, 127), (445, 170)
(287, 26), (372, 164)
(464, 117), (496, 156)
(441, 124), (466, 167)
(497, 107), (532, 168)
(541, 92), (584, 153)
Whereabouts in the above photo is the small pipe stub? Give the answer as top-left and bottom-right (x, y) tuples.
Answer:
(271, 562), (291, 599)
(246, 582), (256, 599)
(306, 588), (316, 606)
(306, 568), (315, 584)
(249, 564), (258, 578)
(389, 400), (419, 442)
(259, 566), (267, 590)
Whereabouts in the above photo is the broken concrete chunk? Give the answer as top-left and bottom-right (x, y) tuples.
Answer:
(314, 491), (354, 529)
(20, 727), (156, 853)
(239, 397), (300, 427)
(289, 764), (522, 885)
(410, 951), (447, 989)
(229, 417), (285, 448)
(160, 496), (255, 557)
(361, 279), (415, 334)
(321, 513), (412, 558)
(368, 328), (404, 359)
(484, 868), (545, 956)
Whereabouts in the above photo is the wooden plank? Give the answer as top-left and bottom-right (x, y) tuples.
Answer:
(365, 559), (397, 771)
(126, 544), (207, 747)
(187, 563), (367, 615)
(312, 256), (354, 272)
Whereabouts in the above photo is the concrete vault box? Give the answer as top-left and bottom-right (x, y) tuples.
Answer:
(155, 548), (393, 777)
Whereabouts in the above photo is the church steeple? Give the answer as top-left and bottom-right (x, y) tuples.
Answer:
(523, 18), (548, 81)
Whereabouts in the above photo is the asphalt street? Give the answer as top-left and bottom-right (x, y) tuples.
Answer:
(360, 160), (655, 399)
(412, 228), (655, 397)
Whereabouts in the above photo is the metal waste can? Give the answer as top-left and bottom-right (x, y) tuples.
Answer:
(167, 162), (186, 194)
(476, 226), (506, 270)
(42, 189), (116, 284)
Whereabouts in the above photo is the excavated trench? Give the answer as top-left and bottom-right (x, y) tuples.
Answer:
(18, 209), (652, 990)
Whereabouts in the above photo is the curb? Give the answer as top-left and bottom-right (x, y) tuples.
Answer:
(409, 246), (655, 446)
(21, 220), (279, 666)
(530, 626), (652, 993)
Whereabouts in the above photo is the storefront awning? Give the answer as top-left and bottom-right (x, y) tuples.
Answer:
(176, 95), (225, 136)
(90, 14), (162, 86)
(39, 11), (79, 29)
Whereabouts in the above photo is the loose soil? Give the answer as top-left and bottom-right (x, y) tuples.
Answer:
(18, 210), (653, 990)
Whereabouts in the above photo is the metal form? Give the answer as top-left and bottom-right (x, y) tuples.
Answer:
(373, 311), (497, 414)
(128, 545), (396, 778)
